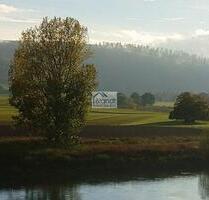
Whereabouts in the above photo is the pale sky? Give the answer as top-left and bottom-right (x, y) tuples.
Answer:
(1, 0), (209, 56)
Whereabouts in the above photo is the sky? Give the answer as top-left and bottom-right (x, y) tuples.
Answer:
(1, 0), (209, 56)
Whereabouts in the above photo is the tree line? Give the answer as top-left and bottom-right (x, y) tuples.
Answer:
(118, 92), (155, 108)
(91, 42), (209, 65)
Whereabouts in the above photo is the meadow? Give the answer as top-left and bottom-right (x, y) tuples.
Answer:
(0, 95), (208, 173)
(0, 96), (171, 126)
(1, 96), (209, 129)
(0, 96), (16, 124)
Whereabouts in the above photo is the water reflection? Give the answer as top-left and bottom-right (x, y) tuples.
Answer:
(26, 186), (82, 200)
(199, 172), (209, 200)
(0, 186), (81, 200)
(2, 172), (209, 200)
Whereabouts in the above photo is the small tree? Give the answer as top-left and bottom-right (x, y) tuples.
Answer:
(141, 93), (155, 106)
(130, 92), (140, 107)
(169, 92), (209, 123)
(117, 92), (129, 108)
(9, 17), (96, 145)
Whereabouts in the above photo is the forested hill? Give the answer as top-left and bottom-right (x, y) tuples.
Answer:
(0, 41), (18, 85)
(1, 41), (209, 93)
(88, 43), (209, 93)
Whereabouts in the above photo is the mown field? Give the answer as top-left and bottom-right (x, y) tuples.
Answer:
(154, 101), (174, 107)
(1, 96), (209, 129)
(0, 96), (171, 126)
(0, 96), (16, 124)
(87, 109), (169, 126)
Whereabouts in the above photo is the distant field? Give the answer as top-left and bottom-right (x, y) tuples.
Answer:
(1, 96), (209, 129)
(0, 96), (171, 126)
(87, 109), (209, 129)
(0, 96), (16, 124)
(154, 101), (174, 107)
(87, 109), (169, 126)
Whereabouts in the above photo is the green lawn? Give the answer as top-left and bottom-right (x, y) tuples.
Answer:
(0, 96), (171, 126)
(1, 96), (209, 129)
(154, 101), (174, 107)
(0, 96), (17, 124)
(87, 109), (169, 126)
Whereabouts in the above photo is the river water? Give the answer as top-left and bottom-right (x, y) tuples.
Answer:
(1, 171), (209, 200)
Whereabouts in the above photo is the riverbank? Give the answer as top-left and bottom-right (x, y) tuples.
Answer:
(0, 135), (207, 177)
(1, 97), (209, 179)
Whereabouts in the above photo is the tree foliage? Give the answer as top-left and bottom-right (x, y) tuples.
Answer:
(130, 92), (141, 106)
(141, 93), (155, 106)
(169, 92), (209, 123)
(9, 17), (96, 145)
(117, 92), (129, 108)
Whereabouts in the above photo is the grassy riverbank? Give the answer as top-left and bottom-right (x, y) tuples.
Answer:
(0, 96), (209, 174)
(0, 135), (205, 175)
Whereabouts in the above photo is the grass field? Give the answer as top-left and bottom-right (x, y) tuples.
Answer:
(0, 96), (172, 126)
(1, 96), (209, 129)
(154, 101), (174, 107)
(87, 109), (169, 126)
(0, 96), (16, 124)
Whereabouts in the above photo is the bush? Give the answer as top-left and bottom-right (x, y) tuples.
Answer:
(170, 92), (209, 123)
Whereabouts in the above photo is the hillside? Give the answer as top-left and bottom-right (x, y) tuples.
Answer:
(1, 41), (209, 94)
(0, 41), (17, 85)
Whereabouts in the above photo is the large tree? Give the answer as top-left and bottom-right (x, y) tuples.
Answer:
(169, 92), (209, 123)
(9, 17), (96, 144)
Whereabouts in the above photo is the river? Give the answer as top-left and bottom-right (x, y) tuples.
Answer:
(1, 171), (209, 200)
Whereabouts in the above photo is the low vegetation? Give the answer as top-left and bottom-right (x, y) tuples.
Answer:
(170, 92), (209, 123)
(0, 135), (203, 174)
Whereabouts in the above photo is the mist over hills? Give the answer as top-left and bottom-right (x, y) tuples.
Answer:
(0, 41), (17, 85)
(1, 41), (209, 94)
(88, 43), (209, 94)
